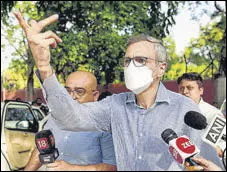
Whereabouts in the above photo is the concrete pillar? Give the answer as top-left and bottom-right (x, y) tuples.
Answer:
(213, 77), (226, 107)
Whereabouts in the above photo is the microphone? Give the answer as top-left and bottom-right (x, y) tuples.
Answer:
(161, 128), (200, 166)
(184, 111), (207, 130)
(184, 111), (226, 149)
(35, 130), (59, 164)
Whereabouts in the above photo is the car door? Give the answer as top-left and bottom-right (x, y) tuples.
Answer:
(1, 101), (39, 170)
(32, 106), (49, 130)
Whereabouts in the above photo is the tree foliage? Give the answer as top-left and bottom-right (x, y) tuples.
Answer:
(4, 1), (225, 90)
(163, 1), (226, 81)
(35, 1), (181, 84)
(185, 1), (226, 78)
(1, 1), (45, 100)
(1, 1), (17, 23)
(183, 4), (226, 79)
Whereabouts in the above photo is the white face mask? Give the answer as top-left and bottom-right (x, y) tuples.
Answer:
(124, 62), (153, 95)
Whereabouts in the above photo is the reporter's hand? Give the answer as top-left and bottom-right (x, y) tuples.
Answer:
(14, 11), (62, 78)
(186, 157), (222, 171)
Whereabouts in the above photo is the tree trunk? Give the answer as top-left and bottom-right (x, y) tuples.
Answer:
(26, 55), (35, 102)
(105, 68), (115, 85)
(183, 55), (188, 73)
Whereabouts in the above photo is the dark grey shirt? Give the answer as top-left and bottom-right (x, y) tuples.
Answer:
(38, 73), (223, 171)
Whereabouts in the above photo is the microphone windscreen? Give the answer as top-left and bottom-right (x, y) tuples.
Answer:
(35, 130), (55, 154)
(161, 128), (178, 144)
(184, 111), (207, 130)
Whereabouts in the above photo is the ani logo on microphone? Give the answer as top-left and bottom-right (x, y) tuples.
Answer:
(205, 115), (226, 145)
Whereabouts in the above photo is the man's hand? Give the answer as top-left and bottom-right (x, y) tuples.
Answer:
(14, 11), (62, 79)
(185, 156), (223, 171)
(46, 160), (75, 171)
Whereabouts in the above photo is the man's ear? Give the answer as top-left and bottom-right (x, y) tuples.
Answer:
(158, 63), (167, 77)
(93, 91), (100, 101)
(200, 87), (204, 96)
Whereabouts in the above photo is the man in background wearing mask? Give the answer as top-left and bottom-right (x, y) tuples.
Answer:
(15, 12), (224, 171)
(24, 71), (116, 171)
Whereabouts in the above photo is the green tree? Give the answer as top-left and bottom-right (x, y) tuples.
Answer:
(185, 1), (226, 78)
(2, 1), (182, 93)
(36, 1), (181, 84)
(1, 1), (17, 22)
(162, 36), (185, 80)
(183, 20), (225, 79)
(1, 1), (45, 101)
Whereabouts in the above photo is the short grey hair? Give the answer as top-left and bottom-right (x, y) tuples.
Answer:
(127, 34), (168, 63)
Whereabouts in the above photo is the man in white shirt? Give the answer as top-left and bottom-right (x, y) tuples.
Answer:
(177, 72), (225, 158)
(177, 72), (224, 124)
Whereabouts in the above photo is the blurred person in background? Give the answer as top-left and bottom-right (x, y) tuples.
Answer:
(177, 72), (224, 124)
(177, 72), (225, 158)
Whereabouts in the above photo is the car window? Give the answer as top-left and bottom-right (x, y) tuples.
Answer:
(4, 104), (38, 132)
(33, 109), (44, 121)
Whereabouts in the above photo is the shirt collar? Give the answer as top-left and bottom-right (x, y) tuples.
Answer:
(156, 82), (170, 104)
(199, 97), (204, 105)
(126, 92), (136, 104)
(126, 82), (170, 105)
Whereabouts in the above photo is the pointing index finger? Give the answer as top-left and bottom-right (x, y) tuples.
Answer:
(38, 14), (59, 30)
(13, 11), (30, 31)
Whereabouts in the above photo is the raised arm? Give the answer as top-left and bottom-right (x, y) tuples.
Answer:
(14, 12), (112, 132)
(14, 11), (62, 81)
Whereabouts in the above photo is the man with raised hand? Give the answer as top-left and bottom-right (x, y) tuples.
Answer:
(14, 11), (224, 171)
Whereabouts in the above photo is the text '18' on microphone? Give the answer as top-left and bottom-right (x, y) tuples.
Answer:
(35, 130), (59, 164)
(161, 128), (200, 166)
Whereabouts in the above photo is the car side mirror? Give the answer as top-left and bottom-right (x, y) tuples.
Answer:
(16, 121), (29, 129)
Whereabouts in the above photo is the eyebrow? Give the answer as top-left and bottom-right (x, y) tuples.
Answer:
(65, 86), (86, 90)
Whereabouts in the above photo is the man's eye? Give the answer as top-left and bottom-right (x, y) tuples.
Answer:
(76, 89), (86, 95)
(135, 57), (146, 64)
(188, 87), (193, 90)
(77, 90), (83, 94)
(124, 58), (131, 63)
(179, 88), (184, 91)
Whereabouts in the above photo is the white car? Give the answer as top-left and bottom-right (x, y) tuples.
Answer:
(1, 99), (49, 171)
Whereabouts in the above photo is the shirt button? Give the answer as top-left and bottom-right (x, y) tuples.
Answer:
(138, 156), (142, 160)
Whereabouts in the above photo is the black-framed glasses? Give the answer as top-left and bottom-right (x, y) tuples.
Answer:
(65, 87), (97, 97)
(65, 87), (87, 97)
(123, 56), (163, 67)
